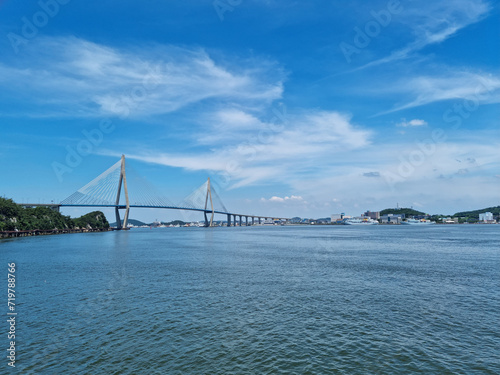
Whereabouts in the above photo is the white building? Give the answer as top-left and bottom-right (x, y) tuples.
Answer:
(380, 214), (404, 224)
(331, 213), (344, 222)
(479, 212), (494, 222)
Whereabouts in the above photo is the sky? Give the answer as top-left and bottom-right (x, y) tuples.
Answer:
(0, 0), (499, 222)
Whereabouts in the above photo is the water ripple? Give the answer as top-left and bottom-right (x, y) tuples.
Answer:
(1, 226), (499, 373)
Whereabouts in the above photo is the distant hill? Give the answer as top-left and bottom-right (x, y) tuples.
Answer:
(379, 208), (427, 216)
(110, 219), (147, 227)
(453, 206), (500, 218)
(1, 197), (109, 231)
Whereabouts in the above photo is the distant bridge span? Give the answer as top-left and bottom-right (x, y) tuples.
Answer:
(21, 155), (290, 228)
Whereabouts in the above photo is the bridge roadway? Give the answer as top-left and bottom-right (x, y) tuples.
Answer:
(20, 203), (290, 227)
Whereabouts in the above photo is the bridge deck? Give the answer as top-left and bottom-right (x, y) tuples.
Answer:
(58, 204), (290, 220)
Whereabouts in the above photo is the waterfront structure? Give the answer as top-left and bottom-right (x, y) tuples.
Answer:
(380, 214), (404, 224)
(363, 211), (380, 220)
(331, 213), (345, 223)
(479, 212), (494, 223)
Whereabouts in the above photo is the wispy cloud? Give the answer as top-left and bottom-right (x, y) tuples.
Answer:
(355, 0), (492, 71)
(0, 36), (284, 118)
(99, 110), (372, 188)
(378, 70), (500, 114)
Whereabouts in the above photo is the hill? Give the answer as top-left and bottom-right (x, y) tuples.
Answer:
(379, 208), (427, 217)
(0, 197), (109, 231)
(453, 206), (500, 218)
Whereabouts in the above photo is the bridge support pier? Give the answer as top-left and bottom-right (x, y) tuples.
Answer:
(239, 216), (242, 226)
(227, 214), (231, 227)
(204, 178), (215, 227)
(115, 208), (122, 230)
(252, 217), (254, 226)
(245, 216), (248, 226)
(115, 155), (130, 230)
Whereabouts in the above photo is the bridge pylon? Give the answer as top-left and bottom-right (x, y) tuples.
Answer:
(115, 155), (130, 229)
(204, 177), (215, 227)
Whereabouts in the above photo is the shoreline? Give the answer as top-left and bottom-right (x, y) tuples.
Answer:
(0, 227), (115, 239)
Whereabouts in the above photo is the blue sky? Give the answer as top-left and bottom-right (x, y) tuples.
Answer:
(0, 0), (499, 221)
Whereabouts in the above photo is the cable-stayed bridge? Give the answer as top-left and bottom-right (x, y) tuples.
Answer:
(24, 155), (290, 228)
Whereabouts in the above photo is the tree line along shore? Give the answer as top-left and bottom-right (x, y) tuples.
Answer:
(0, 197), (110, 239)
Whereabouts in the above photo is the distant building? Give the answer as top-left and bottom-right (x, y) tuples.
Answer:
(331, 213), (344, 222)
(363, 211), (380, 220)
(380, 214), (404, 224)
(479, 212), (494, 223)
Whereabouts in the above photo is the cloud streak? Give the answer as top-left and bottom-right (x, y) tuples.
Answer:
(0, 36), (284, 118)
(100, 110), (372, 188)
(378, 70), (500, 114)
(354, 0), (492, 71)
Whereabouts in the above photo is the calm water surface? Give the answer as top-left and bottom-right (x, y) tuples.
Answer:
(1, 225), (499, 374)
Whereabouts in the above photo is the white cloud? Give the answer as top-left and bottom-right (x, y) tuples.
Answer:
(397, 119), (428, 127)
(196, 109), (269, 144)
(101, 109), (372, 189)
(265, 195), (304, 203)
(378, 70), (500, 114)
(0, 36), (284, 118)
(325, 140), (496, 185)
(98, 126), (500, 215)
(355, 0), (491, 70)
(286, 138), (500, 213)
